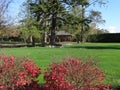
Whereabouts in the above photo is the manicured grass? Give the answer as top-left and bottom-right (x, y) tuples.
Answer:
(0, 43), (120, 86)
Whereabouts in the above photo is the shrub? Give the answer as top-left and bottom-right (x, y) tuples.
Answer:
(44, 62), (74, 90)
(87, 33), (120, 43)
(0, 55), (41, 90)
(44, 58), (110, 90)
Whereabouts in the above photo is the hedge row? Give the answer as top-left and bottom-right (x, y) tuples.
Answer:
(87, 33), (120, 42)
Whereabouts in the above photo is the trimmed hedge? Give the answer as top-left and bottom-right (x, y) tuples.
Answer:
(87, 33), (120, 42)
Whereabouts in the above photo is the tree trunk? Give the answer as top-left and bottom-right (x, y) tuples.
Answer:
(29, 35), (33, 43)
(29, 35), (35, 46)
(81, 5), (85, 42)
(32, 37), (35, 47)
(41, 32), (46, 47)
(45, 32), (47, 43)
(50, 14), (56, 46)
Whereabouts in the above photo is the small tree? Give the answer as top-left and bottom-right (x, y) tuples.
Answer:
(20, 0), (41, 46)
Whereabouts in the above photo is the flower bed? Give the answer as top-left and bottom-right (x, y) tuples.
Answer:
(0, 55), (111, 90)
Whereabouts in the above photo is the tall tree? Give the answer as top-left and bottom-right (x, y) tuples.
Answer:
(21, 0), (107, 45)
(20, 0), (41, 46)
(29, 0), (67, 46)
(63, 0), (107, 42)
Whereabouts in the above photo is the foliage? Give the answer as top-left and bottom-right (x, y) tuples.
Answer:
(61, 0), (107, 43)
(81, 24), (109, 42)
(29, 0), (69, 45)
(21, 25), (41, 43)
(44, 62), (74, 90)
(0, 55), (41, 90)
(89, 10), (105, 25)
(18, 0), (108, 44)
(87, 33), (120, 42)
(44, 58), (110, 90)
(20, 0), (41, 44)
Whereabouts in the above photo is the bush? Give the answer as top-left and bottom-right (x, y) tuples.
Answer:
(0, 55), (111, 90)
(87, 33), (120, 42)
(44, 58), (110, 90)
(44, 61), (74, 90)
(0, 55), (41, 90)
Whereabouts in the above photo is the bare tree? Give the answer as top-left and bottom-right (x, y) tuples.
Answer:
(0, 0), (13, 38)
(0, 0), (13, 27)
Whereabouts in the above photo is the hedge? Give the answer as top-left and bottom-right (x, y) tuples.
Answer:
(87, 33), (120, 42)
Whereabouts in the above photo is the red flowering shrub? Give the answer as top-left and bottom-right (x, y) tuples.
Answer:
(23, 60), (41, 78)
(19, 80), (44, 90)
(92, 84), (111, 90)
(44, 62), (74, 90)
(44, 58), (110, 90)
(0, 55), (41, 90)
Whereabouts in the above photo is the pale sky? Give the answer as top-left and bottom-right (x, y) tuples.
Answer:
(8, 0), (120, 33)
(94, 0), (120, 33)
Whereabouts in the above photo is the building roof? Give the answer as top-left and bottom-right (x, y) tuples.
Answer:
(56, 31), (71, 36)
(48, 31), (72, 36)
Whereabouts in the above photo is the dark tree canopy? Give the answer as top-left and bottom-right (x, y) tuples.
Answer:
(19, 0), (107, 45)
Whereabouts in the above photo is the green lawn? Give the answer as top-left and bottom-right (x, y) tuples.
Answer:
(0, 43), (120, 86)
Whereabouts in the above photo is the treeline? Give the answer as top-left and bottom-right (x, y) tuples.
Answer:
(87, 33), (120, 42)
(2, 33), (120, 44)
(0, 0), (109, 46)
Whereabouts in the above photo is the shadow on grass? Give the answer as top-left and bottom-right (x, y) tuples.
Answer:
(66, 45), (120, 50)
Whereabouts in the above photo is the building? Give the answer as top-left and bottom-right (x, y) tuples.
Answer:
(48, 31), (73, 42)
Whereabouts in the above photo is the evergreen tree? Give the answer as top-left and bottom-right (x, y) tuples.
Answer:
(20, 0), (107, 45)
